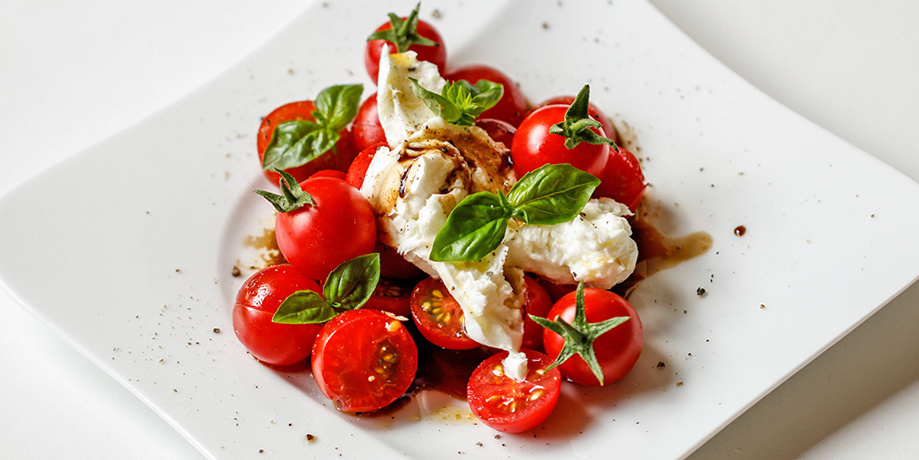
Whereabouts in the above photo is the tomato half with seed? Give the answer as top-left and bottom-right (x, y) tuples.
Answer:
(365, 18), (446, 83)
(593, 146), (646, 212)
(543, 288), (643, 386)
(257, 100), (356, 185)
(511, 104), (609, 179)
(467, 349), (561, 433)
(232, 265), (322, 367)
(410, 277), (479, 350)
(535, 95), (619, 145)
(446, 65), (529, 126)
(352, 94), (387, 153)
(520, 276), (553, 351)
(274, 176), (376, 281)
(311, 309), (418, 412)
(363, 277), (414, 317)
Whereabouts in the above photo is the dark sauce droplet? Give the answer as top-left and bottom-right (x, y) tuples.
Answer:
(734, 225), (746, 237)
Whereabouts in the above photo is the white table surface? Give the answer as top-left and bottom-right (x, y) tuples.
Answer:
(1, 1), (917, 458)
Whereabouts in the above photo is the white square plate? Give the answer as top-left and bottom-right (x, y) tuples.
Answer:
(1, 1), (918, 458)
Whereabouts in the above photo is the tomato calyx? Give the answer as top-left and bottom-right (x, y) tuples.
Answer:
(430, 163), (600, 262)
(548, 85), (619, 152)
(529, 282), (630, 385)
(366, 3), (440, 53)
(262, 84), (363, 172)
(254, 168), (316, 213)
(408, 78), (504, 126)
(272, 253), (382, 324)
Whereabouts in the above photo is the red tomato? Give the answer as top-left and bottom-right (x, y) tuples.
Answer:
(274, 177), (376, 281)
(232, 265), (322, 367)
(535, 95), (619, 145)
(257, 100), (356, 185)
(345, 141), (388, 190)
(352, 94), (387, 152)
(309, 169), (347, 180)
(410, 277), (479, 350)
(445, 65), (529, 126)
(543, 288), (643, 386)
(474, 118), (516, 148)
(510, 104), (609, 179)
(365, 18), (446, 83)
(593, 146), (646, 212)
(520, 276), (553, 351)
(466, 349), (561, 433)
(363, 277), (414, 317)
(377, 241), (426, 280)
(311, 309), (418, 412)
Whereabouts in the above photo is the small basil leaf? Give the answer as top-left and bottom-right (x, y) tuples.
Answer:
(272, 290), (337, 324)
(314, 83), (364, 130)
(408, 77), (462, 123)
(322, 253), (381, 310)
(461, 79), (504, 117)
(430, 192), (512, 262)
(507, 163), (600, 225)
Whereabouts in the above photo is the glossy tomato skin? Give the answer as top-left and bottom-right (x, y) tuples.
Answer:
(510, 105), (609, 179)
(593, 146), (646, 213)
(345, 141), (388, 190)
(467, 349), (562, 433)
(543, 288), (643, 386)
(232, 265), (322, 367)
(446, 65), (529, 126)
(365, 19), (446, 83)
(535, 95), (619, 145)
(410, 277), (479, 350)
(274, 177), (376, 281)
(520, 276), (553, 351)
(351, 94), (387, 152)
(311, 309), (418, 412)
(257, 100), (356, 185)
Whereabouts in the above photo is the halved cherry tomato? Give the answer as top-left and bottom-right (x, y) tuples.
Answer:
(365, 17), (446, 83)
(520, 276), (552, 351)
(311, 309), (418, 412)
(535, 95), (619, 145)
(410, 277), (479, 350)
(274, 176), (376, 281)
(445, 65), (529, 126)
(257, 100), (356, 185)
(593, 146), (646, 212)
(543, 288), (643, 386)
(352, 94), (387, 152)
(363, 277), (414, 317)
(467, 349), (562, 433)
(232, 265), (322, 367)
(511, 104), (609, 179)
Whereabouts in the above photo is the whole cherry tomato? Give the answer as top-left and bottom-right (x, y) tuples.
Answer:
(257, 100), (356, 185)
(352, 94), (387, 152)
(520, 276), (553, 351)
(365, 10), (446, 83)
(410, 277), (479, 350)
(311, 309), (418, 412)
(542, 288), (642, 386)
(232, 265), (322, 367)
(535, 95), (619, 145)
(345, 141), (388, 190)
(467, 349), (561, 433)
(593, 146), (646, 212)
(511, 104), (609, 179)
(446, 65), (529, 126)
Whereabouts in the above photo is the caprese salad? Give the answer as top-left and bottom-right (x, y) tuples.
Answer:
(232, 2), (648, 433)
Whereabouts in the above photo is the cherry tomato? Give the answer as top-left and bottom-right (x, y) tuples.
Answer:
(410, 277), (479, 350)
(363, 277), (414, 317)
(232, 265), (322, 367)
(520, 276), (553, 351)
(274, 176), (376, 281)
(311, 309), (418, 412)
(377, 241), (426, 280)
(593, 146), (646, 212)
(352, 94), (387, 152)
(543, 288), (643, 386)
(511, 104), (609, 179)
(309, 169), (347, 180)
(474, 118), (516, 148)
(535, 95), (619, 145)
(365, 18), (446, 83)
(466, 349), (562, 433)
(345, 141), (388, 190)
(257, 100), (356, 185)
(445, 65), (529, 126)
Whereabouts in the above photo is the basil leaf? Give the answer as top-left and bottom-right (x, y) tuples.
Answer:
(272, 290), (337, 324)
(322, 253), (381, 310)
(261, 120), (340, 171)
(430, 192), (512, 262)
(452, 79), (503, 120)
(409, 78), (503, 126)
(408, 78), (462, 122)
(314, 83), (364, 130)
(507, 163), (600, 225)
